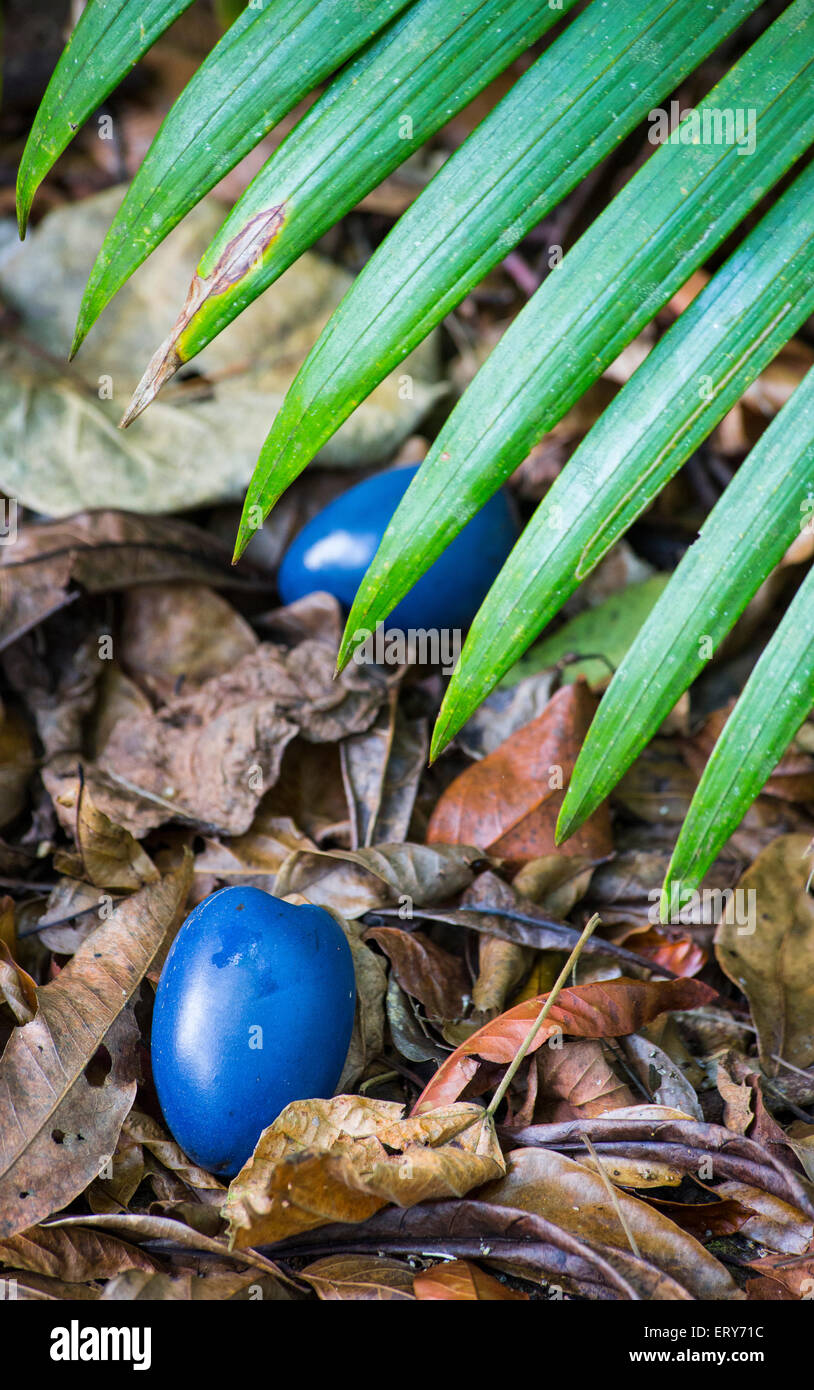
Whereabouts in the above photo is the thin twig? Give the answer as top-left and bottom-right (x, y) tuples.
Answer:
(485, 914), (600, 1119)
(581, 1134), (641, 1260)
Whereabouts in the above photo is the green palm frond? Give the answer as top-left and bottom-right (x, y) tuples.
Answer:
(20, 0), (814, 901)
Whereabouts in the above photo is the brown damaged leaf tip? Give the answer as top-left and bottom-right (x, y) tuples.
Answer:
(119, 204), (287, 429)
(119, 342), (182, 427)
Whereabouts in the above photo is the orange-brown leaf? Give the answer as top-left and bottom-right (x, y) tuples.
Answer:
(427, 683), (612, 867)
(413, 976), (716, 1112)
(413, 1259), (528, 1301)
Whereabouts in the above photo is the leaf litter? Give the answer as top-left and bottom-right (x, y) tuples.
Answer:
(1, 14), (814, 1303)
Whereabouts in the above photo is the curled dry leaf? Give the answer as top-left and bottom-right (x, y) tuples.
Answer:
(470, 934), (534, 1022)
(481, 1149), (741, 1300)
(413, 1258), (528, 1301)
(0, 510), (268, 654)
(414, 977), (716, 1112)
(267, 1199), (692, 1301)
(622, 1033), (704, 1121)
(44, 1213), (286, 1282)
(300, 1254), (416, 1301)
(119, 1110), (225, 1196)
(332, 914), (387, 1094)
(340, 694), (427, 849)
(711, 1181), (814, 1255)
(274, 842), (482, 918)
(94, 641), (386, 837)
(386, 977), (448, 1066)
(363, 926), (469, 1023)
(0, 854), (192, 1238)
(715, 833), (814, 1072)
(72, 783), (159, 891)
(0, 940), (38, 1026)
(716, 1058), (756, 1136)
(512, 853), (598, 917)
(34, 877), (110, 957)
(0, 1224), (160, 1283)
(427, 682), (612, 867)
(510, 1113), (814, 1215)
(222, 1096), (505, 1250)
(193, 809), (316, 895)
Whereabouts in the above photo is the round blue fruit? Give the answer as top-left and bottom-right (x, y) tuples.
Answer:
(278, 464), (519, 631)
(151, 886), (356, 1177)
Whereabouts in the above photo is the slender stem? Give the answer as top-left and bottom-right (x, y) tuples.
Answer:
(485, 913), (600, 1119)
(581, 1133), (641, 1259)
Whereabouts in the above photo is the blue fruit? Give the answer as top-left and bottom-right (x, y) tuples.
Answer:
(278, 464), (519, 631)
(151, 886), (356, 1177)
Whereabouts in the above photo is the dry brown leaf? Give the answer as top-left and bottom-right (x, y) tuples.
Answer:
(413, 1258), (528, 1301)
(0, 854), (192, 1237)
(0, 897), (14, 956)
(427, 683), (612, 867)
(414, 976), (716, 1112)
(0, 510), (268, 654)
(263, 737), (351, 845)
(715, 834), (814, 1071)
(0, 940), (38, 1025)
(119, 582), (258, 700)
(274, 841), (482, 918)
(481, 1149), (741, 1300)
(786, 1123), (814, 1183)
(120, 1110), (225, 1196)
(0, 707), (34, 828)
(300, 1254), (416, 1301)
(712, 1181), (814, 1255)
(717, 1058), (755, 1136)
(512, 854), (598, 917)
(194, 809), (316, 893)
(99, 1270), (193, 1301)
(363, 926), (469, 1023)
(534, 1039), (635, 1122)
(328, 914), (388, 1094)
(34, 877), (110, 957)
(340, 694), (427, 849)
(71, 783), (159, 890)
(621, 1034), (703, 1120)
(745, 1252), (814, 1300)
(47, 1212), (283, 1280)
(471, 934), (534, 1021)
(93, 642), (386, 837)
(222, 1096), (505, 1249)
(0, 1224), (160, 1282)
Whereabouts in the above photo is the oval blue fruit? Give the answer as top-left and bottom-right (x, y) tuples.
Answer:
(151, 886), (355, 1177)
(278, 464), (520, 631)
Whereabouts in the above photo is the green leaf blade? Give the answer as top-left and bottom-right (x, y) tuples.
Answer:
(335, 0), (814, 667)
(557, 364), (814, 843)
(123, 0), (581, 421)
(235, 0), (765, 548)
(73, 0), (414, 355)
(432, 155), (814, 755)
(16, 0), (196, 238)
(663, 564), (814, 903)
